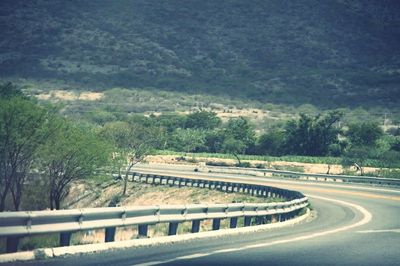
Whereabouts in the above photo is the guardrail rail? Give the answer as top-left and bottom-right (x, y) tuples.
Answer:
(0, 172), (308, 253)
(200, 165), (400, 186)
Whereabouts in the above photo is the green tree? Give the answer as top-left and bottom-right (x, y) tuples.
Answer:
(257, 129), (285, 156)
(346, 122), (383, 147)
(185, 111), (221, 130)
(155, 114), (187, 133)
(342, 146), (373, 176)
(0, 97), (52, 211)
(224, 117), (256, 151)
(101, 121), (161, 195)
(284, 111), (343, 156)
(379, 150), (400, 169)
(221, 136), (246, 165)
(220, 117), (256, 165)
(171, 128), (206, 153)
(204, 129), (225, 153)
(39, 120), (109, 209)
(0, 82), (24, 99)
(389, 137), (400, 152)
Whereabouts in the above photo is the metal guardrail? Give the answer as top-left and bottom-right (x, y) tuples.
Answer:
(0, 172), (308, 253)
(202, 165), (400, 186)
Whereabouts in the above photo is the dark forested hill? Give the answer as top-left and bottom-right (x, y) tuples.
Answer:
(1, 0), (399, 108)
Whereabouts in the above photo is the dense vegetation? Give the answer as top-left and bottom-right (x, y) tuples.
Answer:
(1, 0), (400, 109)
(1, 83), (400, 213)
(0, 84), (110, 211)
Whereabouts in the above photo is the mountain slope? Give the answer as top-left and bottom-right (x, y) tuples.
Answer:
(1, 0), (399, 108)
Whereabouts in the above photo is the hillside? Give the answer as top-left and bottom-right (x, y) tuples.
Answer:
(1, 0), (400, 108)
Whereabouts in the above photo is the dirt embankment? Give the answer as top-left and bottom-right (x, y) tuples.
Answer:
(63, 179), (268, 244)
(36, 90), (103, 101)
(145, 155), (378, 175)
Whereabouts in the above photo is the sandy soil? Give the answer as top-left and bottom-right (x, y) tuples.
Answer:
(145, 155), (378, 175)
(64, 179), (266, 243)
(36, 90), (103, 101)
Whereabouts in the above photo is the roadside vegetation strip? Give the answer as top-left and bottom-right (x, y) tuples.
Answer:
(154, 150), (343, 165)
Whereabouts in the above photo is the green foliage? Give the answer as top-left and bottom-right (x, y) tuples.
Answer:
(257, 129), (286, 156)
(2, 1), (400, 108)
(203, 130), (225, 153)
(342, 146), (375, 175)
(389, 137), (400, 152)
(39, 119), (110, 209)
(18, 234), (59, 252)
(236, 161), (251, 168)
(221, 136), (246, 165)
(224, 117), (256, 151)
(100, 120), (162, 195)
(84, 109), (117, 125)
(0, 96), (53, 211)
(170, 128), (206, 153)
(154, 114), (187, 133)
(378, 150), (400, 169)
(284, 111), (343, 156)
(185, 111), (221, 130)
(108, 194), (122, 207)
(0, 82), (24, 99)
(156, 150), (344, 165)
(376, 169), (400, 179)
(346, 122), (383, 147)
(20, 177), (49, 211)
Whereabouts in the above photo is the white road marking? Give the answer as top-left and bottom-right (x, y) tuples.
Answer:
(134, 261), (171, 266)
(175, 253), (210, 260)
(357, 229), (400, 234)
(133, 194), (373, 266)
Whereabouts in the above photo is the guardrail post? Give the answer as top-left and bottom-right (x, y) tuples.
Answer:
(138, 224), (148, 237)
(244, 216), (252, 227)
(60, 232), (72, 246)
(105, 227), (116, 242)
(230, 217), (238, 228)
(168, 222), (179, 235)
(191, 220), (201, 233)
(212, 218), (221, 230)
(6, 236), (19, 253)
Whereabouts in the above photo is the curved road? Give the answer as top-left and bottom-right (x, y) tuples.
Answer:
(9, 164), (400, 266)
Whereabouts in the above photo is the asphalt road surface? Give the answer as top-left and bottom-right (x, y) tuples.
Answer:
(8, 164), (400, 266)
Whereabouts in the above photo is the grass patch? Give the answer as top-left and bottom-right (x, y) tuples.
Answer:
(18, 234), (59, 252)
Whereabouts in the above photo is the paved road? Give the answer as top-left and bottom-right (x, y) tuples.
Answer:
(10, 164), (400, 266)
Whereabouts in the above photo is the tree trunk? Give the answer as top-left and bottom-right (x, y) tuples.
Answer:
(49, 193), (54, 210)
(11, 182), (22, 211)
(0, 191), (8, 212)
(234, 154), (241, 166)
(55, 198), (61, 210)
(123, 163), (134, 196)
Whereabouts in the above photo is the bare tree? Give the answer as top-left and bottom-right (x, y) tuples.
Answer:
(101, 122), (160, 196)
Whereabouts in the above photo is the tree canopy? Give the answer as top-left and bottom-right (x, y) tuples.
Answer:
(284, 111), (343, 156)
